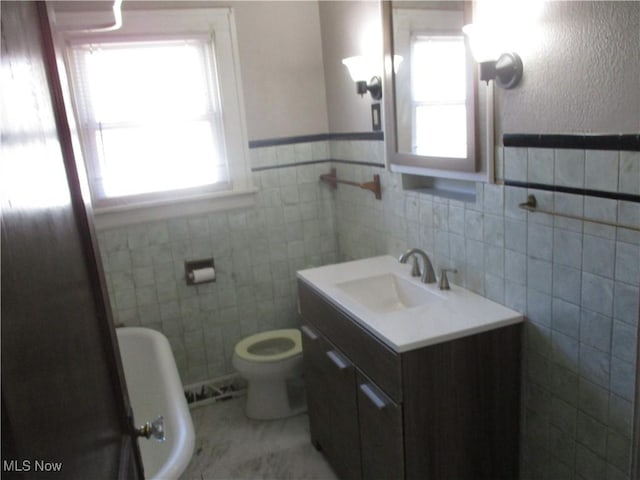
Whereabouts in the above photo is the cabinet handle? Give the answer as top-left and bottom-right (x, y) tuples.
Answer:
(326, 350), (350, 370)
(360, 383), (387, 410)
(300, 325), (319, 341)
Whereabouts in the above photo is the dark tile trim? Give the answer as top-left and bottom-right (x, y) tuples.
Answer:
(249, 134), (329, 148)
(504, 180), (640, 203)
(503, 133), (640, 151)
(252, 159), (327, 172)
(251, 158), (385, 172)
(332, 158), (385, 168)
(330, 132), (384, 142)
(248, 131), (384, 149)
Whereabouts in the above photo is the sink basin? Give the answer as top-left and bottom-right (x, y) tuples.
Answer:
(298, 256), (524, 352)
(336, 273), (444, 314)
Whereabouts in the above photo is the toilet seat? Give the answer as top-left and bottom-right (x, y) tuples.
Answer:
(234, 329), (302, 363)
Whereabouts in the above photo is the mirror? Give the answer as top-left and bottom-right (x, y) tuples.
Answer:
(383, 1), (480, 175)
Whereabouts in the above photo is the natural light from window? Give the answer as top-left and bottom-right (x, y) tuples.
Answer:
(72, 39), (229, 199)
(411, 35), (467, 158)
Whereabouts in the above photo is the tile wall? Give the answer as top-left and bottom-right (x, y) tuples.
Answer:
(98, 134), (638, 479)
(332, 139), (639, 480)
(98, 140), (338, 383)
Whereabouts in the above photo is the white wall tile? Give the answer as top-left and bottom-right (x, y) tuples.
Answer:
(618, 151), (640, 195)
(615, 242), (640, 286)
(582, 235), (616, 278)
(505, 147), (527, 181)
(505, 219), (527, 254)
(528, 148), (555, 184)
(528, 257), (553, 294)
(585, 150), (619, 192)
(580, 310), (612, 354)
(553, 228), (583, 269)
(582, 272), (614, 317)
(552, 298), (580, 339)
(528, 224), (554, 261)
(505, 250), (527, 284)
(553, 263), (582, 304)
(555, 149), (585, 188)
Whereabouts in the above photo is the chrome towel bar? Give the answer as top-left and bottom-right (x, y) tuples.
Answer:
(519, 194), (640, 232)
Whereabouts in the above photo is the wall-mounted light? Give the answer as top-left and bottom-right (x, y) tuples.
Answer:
(342, 56), (382, 100)
(462, 24), (523, 89)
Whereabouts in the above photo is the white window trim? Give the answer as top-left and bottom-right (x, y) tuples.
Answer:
(52, 7), (255, 229)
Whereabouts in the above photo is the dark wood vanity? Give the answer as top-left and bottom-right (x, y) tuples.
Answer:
(298, 279), (521, 480)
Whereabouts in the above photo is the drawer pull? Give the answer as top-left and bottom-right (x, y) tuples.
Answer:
(326, 350), (350, 370)
(301, 325), (319, 341)
(360, 383), (387, 410)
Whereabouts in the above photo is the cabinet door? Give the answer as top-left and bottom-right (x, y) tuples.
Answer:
(324, 348), (361, 480)
(301, 324), (362, 480)
(357, 373), (404, 480)
(301, 324), (331, 451)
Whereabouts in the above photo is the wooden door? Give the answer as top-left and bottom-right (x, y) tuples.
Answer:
(1, 2), (143, 478)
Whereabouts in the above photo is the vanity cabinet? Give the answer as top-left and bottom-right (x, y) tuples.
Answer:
(298, 280), (521, 480)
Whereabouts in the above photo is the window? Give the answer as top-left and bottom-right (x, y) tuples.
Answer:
(411, 35), (467, 159)
(53, 8), (253, 225)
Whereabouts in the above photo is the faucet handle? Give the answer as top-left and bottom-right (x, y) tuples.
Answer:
(409, 256), (421, 277)
(136, 415), (165, 442)
(438, 269), (458, 290)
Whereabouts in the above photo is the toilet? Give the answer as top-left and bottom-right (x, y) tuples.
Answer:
(232, 328), (306, 420)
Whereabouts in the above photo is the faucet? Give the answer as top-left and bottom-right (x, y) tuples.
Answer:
(398, 248), (436, 284)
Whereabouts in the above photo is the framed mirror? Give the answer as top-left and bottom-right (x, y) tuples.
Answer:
(383, 1), (482, 176)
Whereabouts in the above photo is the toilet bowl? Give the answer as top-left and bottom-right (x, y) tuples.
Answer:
(232, 328), (306, 420)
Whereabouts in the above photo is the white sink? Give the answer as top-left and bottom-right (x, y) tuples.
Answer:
(336, 273), (444, 314)
(297, 255), (524, 352)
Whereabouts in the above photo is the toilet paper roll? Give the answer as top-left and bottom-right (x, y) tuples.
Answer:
(189, 267), (216, 283)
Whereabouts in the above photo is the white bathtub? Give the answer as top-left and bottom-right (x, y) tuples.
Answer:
(117, 327), (195, 480)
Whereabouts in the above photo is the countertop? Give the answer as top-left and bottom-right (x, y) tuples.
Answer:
(297, 255), (524, 353)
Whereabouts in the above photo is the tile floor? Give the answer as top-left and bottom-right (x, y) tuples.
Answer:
(180, 397), (337, 480)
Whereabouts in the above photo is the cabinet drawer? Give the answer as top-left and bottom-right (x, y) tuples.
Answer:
(298, 280), (402, 402)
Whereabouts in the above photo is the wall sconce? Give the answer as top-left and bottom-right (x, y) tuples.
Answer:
(342, 56), (382, 100)
(462, 24), (523, 89)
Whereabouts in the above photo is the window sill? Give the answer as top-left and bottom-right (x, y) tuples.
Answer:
(92, 188), (257, 230)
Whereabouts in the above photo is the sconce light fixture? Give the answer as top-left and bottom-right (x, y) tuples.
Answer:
(342, 56), (382, 100)
(462, 24), (523, 89)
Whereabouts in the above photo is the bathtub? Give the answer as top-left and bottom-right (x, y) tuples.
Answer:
(117, 327), (195, 480)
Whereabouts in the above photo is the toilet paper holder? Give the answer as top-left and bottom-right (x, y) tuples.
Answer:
(185, 258), (215, 285)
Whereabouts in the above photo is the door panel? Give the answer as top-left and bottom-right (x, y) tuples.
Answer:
(325, 348), (361, 480)
(1, 2), (142, 478)
(301, 323), (362, 480)
(357, 373), (404, 480)
(301, 324), (331, 451)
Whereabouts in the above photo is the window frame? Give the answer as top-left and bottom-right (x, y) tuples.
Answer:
(385, 5), (482, 179)
(52, 7), (255, 228)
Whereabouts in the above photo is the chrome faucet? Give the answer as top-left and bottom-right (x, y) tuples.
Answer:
(398, 248), (437, 284)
